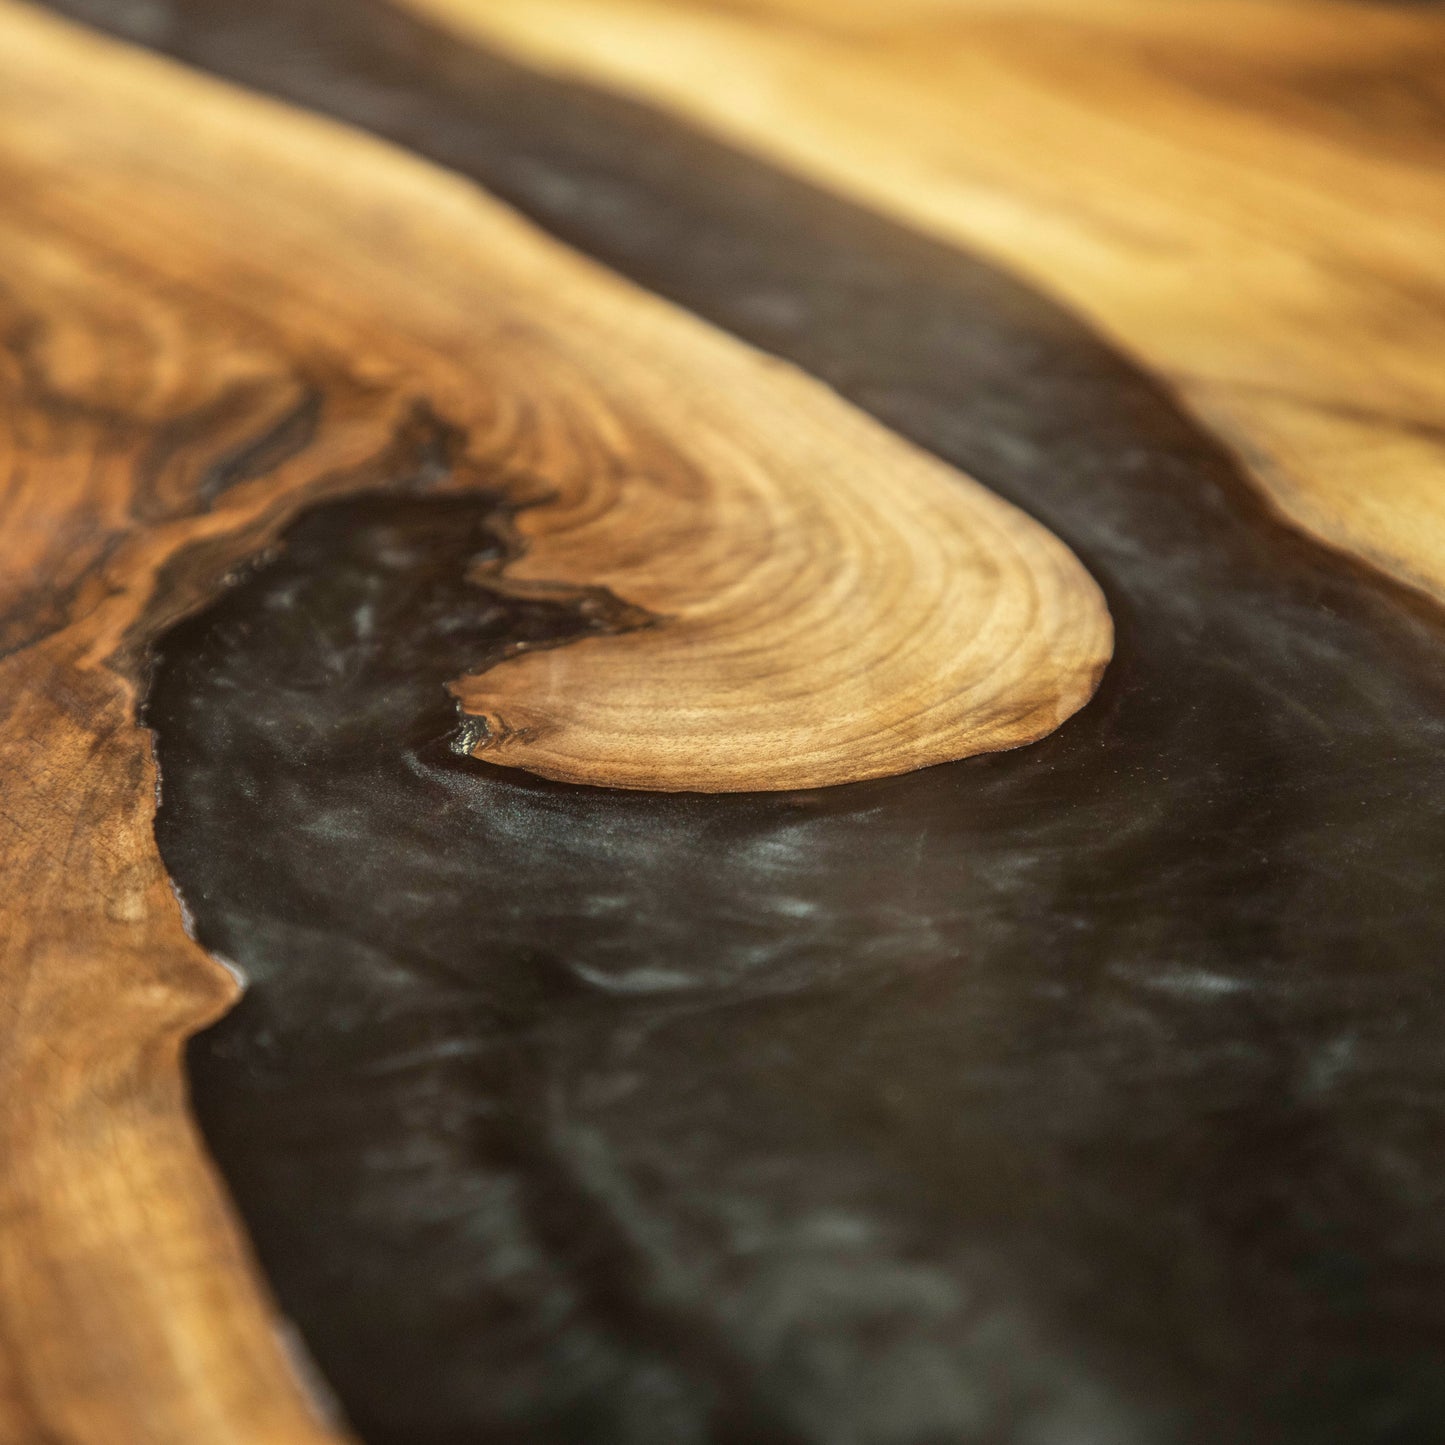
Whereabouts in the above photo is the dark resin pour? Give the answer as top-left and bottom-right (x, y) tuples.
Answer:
(149, 467), (1445, 1445)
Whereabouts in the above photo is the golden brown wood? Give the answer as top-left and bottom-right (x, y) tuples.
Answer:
(412, 0), (1445, 608)
(0, 3), (1107, 1436)
(454, 355), (1111, 789)
(0, 3), (1111, 801)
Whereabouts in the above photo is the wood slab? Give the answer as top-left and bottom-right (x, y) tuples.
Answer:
(412, 0), (1445, 608)
(9, 1), (1445, 1443)
(0, 3), (1105, 1439)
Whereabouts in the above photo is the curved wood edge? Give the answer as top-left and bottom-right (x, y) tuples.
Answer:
(0, 4), (1110, 797)
(452, 327), (1112, 790)
(0, 649), (351, 1445)
(409, 0), (1445, 611)
(0, 1), (1107, 1436)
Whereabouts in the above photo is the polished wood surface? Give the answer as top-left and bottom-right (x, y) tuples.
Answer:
(0, 2), (1108, 1437)
(5, 2), (1111, 796)
(7, 0), (1445, 1442)
(415, 0), (1445, 607)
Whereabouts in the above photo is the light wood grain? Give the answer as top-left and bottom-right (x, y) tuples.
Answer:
(0, 4), (1110, 801)
(409, 0), (1445, 608)
(0, 3), (1107, 1436)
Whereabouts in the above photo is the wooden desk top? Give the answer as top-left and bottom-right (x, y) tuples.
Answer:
(5, 2), (1445, 1440)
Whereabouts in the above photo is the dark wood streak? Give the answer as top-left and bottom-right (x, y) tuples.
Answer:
(38, 1), (1445, 1442)
(192, 384), (322, 510)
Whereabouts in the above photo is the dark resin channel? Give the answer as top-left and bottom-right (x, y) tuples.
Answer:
(149, 470), (1445, 1445)
(58, 0), (1445, 1440)
(153, 465), (1445, 1444)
